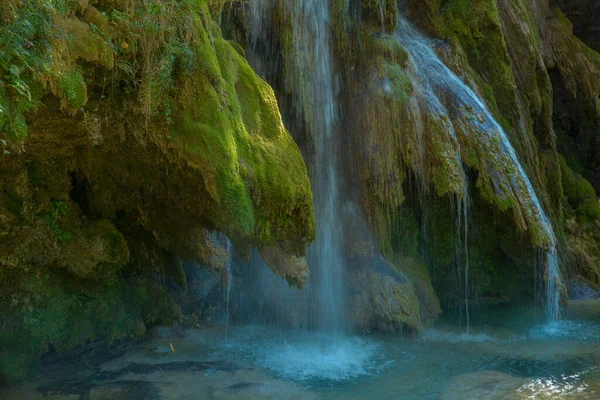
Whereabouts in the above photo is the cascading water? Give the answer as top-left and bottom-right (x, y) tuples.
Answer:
(249, 0), (347, 333)
(395, 16), (562, 323)
(295, 0), (346, 334)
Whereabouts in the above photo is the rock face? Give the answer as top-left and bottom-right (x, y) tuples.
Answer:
(347, 256), (421, 333)
(555, 0), (600, 53)
(224, 0), (600, 327)
(342, 203), (439, 333)
(0, 0), (314, 382)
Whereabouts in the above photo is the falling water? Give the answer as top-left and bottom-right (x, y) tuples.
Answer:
(296, 0), (346, 333)
(455, 196), (471, 335)
(225, 239), (233, 340)
(378, 0), (386, 33)
(249, 0), (346, 332)
(395, 16), (561, 323)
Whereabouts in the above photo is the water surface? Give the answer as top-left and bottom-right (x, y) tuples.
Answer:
(3, 304), (599, 399)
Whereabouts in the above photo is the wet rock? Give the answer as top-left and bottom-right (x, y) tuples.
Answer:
(211, 377), (316, 400)
(154, 326), (185, 339)
(38, 360), (248, 398)
(347, 255), (421, 333)
(180, 260), (224, 323)
(83, 381), (162, 400)
(442, 371), (528, 400)
(259, 246), (309, 288)
(91, 361), (246, 381)
(342, 203), (434, 333)
(38, 380), (97, 397)
(570, 280), (600, 300)
(176, 232), (230, 326)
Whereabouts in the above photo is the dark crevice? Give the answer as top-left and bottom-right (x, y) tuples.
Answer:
(69, 172), (93, 216)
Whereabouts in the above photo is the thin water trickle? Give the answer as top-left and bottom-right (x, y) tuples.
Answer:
(225, 239), (233, 340)
(395, 15), (562, 323)
(455, 196), (470, 335)
(378, 0), (385, 33)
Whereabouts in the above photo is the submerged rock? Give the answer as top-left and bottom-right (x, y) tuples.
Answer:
(83, 381), (162, 400)
(211, 378), (316, 400)
(442, 371), (528, 400)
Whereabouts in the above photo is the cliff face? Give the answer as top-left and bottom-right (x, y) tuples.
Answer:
(555, 0), (600, 53)
(225, 0), (600, 328)
(0, 0), (314, 382)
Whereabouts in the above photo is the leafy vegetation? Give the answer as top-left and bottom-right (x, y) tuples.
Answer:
(41, 200), (72, 243)
(0, 0), (53, 140)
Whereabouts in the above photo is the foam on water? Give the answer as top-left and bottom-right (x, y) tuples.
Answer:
(214, 328), (381, 382)
(257, 337), (380, 381)
(529, 320), (600, 341)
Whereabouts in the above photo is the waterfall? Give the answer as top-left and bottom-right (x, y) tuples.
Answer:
(303, 0), (347, 334)
(249, 0), (347, 333)
(395, 16), (562, 322)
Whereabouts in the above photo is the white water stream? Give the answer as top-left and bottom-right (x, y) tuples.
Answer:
(395, 15), (562, 323)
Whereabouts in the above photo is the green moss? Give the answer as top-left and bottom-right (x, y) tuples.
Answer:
(170, 14), (314, 249)
(41, 200), (72, 243)
(576, 198), (600, 223)
(381, 63), (413, 105)
(433, 0), (521, 151)
(26, 161), (44, 186)
(7, 193), (24, 217)
(0, 0), (52, 142)
(0, 0), (315, 382)
(0, 351), (38, 384)
(0, 269), (153, 382)
(560, 154), (596, 208)
(377, 36), (409, 66)
(360, 0), (398, 31)
(56, 69), (88, 109)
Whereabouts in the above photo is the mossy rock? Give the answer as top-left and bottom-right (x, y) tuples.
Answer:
(0, 269), (151, 382)
(575, 198), (600, 224)
(0, 0), (316, 384)
(560, 155), (597, 208)
(170, 11), (314, 253)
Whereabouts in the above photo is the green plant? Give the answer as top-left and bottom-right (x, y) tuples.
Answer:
(0, 0), (53, 141)
(41, 201), (72, 243)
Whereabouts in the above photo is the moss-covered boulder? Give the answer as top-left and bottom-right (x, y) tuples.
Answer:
(0, 0), (314, 383)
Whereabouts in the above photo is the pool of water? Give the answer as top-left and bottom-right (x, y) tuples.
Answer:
(3, 305), (600, 399)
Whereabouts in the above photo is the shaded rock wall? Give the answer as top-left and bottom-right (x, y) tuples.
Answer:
(0, 0), (314, 382)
